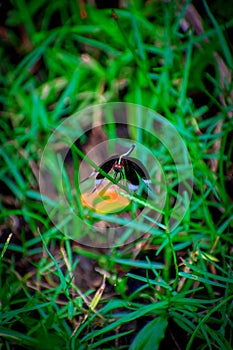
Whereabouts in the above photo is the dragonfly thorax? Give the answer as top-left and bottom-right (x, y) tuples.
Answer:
(113, 162), (123, 173)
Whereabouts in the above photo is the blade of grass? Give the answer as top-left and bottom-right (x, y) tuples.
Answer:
(186, 295), (233, 350)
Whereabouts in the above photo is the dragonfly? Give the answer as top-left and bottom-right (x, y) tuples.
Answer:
(80, 144), (151, 193)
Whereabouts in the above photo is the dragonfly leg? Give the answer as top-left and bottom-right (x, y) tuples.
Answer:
(80, 171), (98, 184)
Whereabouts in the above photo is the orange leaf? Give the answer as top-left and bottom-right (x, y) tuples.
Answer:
(81, 181), (130, 214)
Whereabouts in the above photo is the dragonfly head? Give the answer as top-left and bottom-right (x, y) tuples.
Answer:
(113, 161), (124, 173)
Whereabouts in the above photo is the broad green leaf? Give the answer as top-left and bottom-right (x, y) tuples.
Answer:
(129, 315), (168, 350)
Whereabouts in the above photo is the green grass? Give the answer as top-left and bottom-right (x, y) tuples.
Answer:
(1, 1), (233, 349)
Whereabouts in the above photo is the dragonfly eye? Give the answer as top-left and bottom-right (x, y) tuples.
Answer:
(113, 163), (123, 173)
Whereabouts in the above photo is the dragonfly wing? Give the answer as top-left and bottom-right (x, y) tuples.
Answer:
(96, 157), (118, 180)
(126, 158), (152, 191)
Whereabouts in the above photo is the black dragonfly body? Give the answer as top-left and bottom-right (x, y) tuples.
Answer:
(80, 145), (151, 192)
